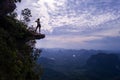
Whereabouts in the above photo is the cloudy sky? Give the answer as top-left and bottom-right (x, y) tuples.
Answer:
(17, 0), (120, 50)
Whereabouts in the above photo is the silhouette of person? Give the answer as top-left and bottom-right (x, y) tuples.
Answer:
(35, 18), (41, 33)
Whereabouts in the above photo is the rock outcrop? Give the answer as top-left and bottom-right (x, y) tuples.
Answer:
(34, 33), (45, 39)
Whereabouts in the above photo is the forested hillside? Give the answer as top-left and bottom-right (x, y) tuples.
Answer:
(0, 0), (45, 80)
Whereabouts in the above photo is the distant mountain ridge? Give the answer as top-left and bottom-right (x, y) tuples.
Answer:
(38, 48), (120, 80)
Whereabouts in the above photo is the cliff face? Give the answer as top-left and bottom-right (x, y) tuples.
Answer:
(0, 16), (44, 80)
(0, 0), (45, 79)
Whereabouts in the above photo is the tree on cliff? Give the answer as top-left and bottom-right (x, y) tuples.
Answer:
(21, 8), (32, 25)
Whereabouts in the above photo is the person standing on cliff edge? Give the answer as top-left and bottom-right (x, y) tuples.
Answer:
(35, 18), (41, 33)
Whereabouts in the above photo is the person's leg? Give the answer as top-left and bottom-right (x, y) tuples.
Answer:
(35, 26), (38, 32)
(39, 26), (41, 33)
(38, 24), (41, 33)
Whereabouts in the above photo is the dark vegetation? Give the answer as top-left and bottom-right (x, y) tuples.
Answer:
(38, 49), (120, 80)
(21, 8), (32, 24)
(0, 0), (44, 80)
(82, 53), (120, 80)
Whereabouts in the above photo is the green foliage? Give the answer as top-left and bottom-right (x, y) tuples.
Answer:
(0, 0), (43, 80)
(8, 11), (18, 18)
(21, 8), (32, 24)
(14, 0), (21, 3)
(0, 16), (42, 80)
(0, 0), (21, 16)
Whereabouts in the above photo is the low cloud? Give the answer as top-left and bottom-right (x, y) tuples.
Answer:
(85, 36), (120, 50)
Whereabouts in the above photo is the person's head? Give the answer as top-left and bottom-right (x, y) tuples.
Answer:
(38, 18), (40, 21)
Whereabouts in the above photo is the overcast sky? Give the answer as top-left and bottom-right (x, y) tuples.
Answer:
(17, 0), (120, 50)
